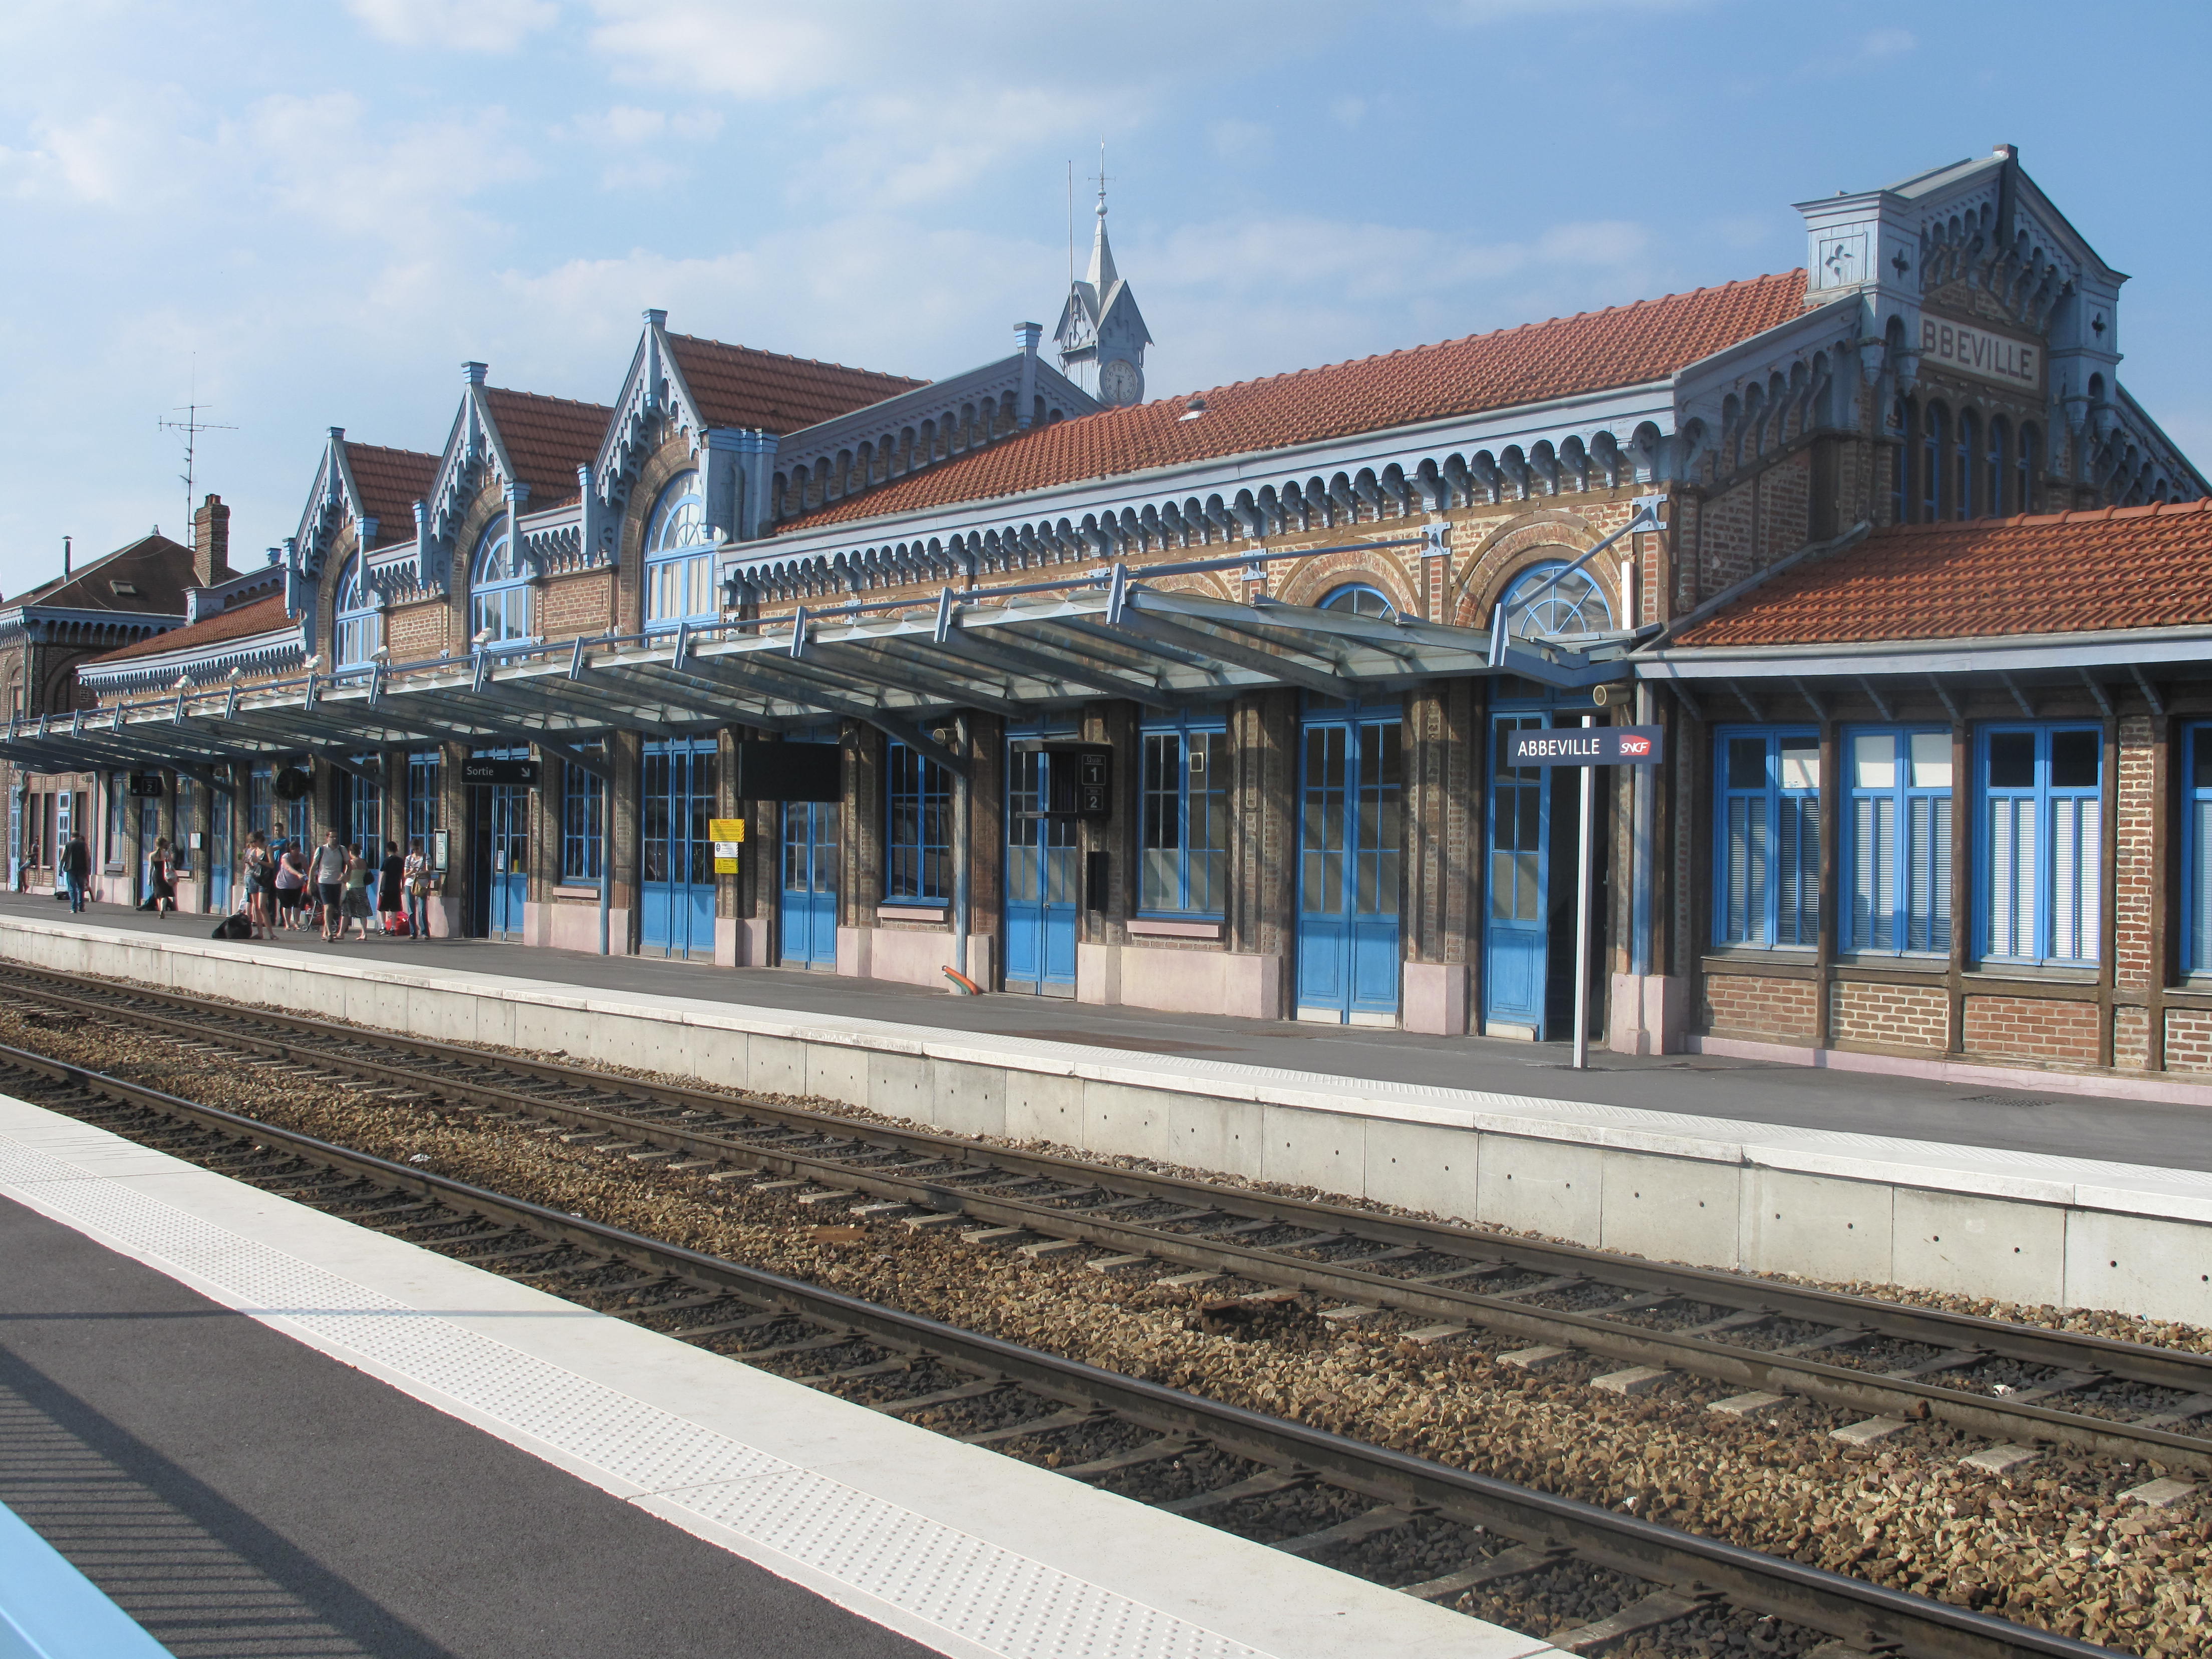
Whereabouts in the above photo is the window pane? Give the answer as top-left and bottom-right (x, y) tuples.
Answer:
(2194, 728), (2212, 791)
(1727, 737), (1766, 791)
(2050, 729), (2100, 789)
(1779, 736), (1819, 791)
(1852, 733), (1896, 789)
(1909, 731), (1953, 788)
(1988, 731), (2035, 788)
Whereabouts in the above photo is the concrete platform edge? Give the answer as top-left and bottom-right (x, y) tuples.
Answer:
(5, 915), (2211, 1324)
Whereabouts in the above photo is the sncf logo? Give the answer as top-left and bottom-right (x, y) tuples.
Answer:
(1619, 735), (1653, 757)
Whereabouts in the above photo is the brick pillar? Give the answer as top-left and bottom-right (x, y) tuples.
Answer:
(840, 721), (882, 977)
(1232, 688), (1295, 1021)
(1402, 678), (1475, 1034)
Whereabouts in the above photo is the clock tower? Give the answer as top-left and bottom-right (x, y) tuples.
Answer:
(1055, 176), (1153, 407)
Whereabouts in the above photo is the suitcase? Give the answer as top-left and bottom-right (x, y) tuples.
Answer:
(382, 914), (412, 937)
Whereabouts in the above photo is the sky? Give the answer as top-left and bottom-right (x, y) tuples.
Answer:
(1, 0), (2206, 597)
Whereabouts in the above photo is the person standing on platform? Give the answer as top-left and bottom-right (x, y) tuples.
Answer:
(340, 843), (374, 941)
(275, 839), (308, 931)
(19, 839), (38, 893)
(242, 830), (273, 938)
(310, 829), (348, 943)
(61, 832), (88, 913)
(377, 840), (404, 937)
(403, 839), (430, 942)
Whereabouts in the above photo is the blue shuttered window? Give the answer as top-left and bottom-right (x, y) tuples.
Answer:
(885, 741), (951, 904)
(1977, 725), (2101, 966)
(1844, 729), (1953, 954)
(1714, 728), (1820, 949)
(562, 752), (605, 882)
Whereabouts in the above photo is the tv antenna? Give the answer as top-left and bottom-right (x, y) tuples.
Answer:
(157, 362), (235, 531)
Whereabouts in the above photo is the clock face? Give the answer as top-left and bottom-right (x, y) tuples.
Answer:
(1097, 358), (1143, 407)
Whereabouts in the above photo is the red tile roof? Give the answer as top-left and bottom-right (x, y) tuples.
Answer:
(482, 388), (615, 507)
(1672, 500), (2212, 648)
(666, 334), (925, 434)
(85, 592), (292, 665)
(12, 535), (196, 616)
(780, 270), (1810, 533)
(344, 442), (440, 549)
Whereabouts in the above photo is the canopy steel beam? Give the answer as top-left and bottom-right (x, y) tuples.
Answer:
(800, 637), (1027, 717)
(1106, 610), (1353, 698)
(676, 652), (964, 770)
(920, 626), (1175, 708)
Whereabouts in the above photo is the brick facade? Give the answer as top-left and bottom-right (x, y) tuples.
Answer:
(1700, 973), (1816, 1040)
(1963, 995), (2100, 1066)
(1827, 980), (1950, 1051)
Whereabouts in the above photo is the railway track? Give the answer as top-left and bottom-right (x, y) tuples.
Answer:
(9, 963), (2210, 1480)
(0, 1028), (2125, 1659)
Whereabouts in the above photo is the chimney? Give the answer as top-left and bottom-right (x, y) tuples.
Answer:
(1015, 321), (1042, 428)
(192, 493), (231, 587)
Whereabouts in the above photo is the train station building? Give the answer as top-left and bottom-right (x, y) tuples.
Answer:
(6, 145), (2206, 1088)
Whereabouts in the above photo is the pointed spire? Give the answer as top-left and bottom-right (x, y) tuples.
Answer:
(1087, 154), (1118, 296)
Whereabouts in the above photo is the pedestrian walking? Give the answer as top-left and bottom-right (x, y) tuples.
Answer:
(403, 840), (431, 942)
(140, 836), (177, 917)
(61, 831), (89, 913)
(310, 829), (348, 942)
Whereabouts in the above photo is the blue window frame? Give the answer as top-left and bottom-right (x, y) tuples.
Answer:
(333, 555), (380, 669)
(1843, 728), (1954, 954)
(643, 470), (717, 630)
(1977, 724), (2102, 966)
(469, 516), (533, 647)
(345, 757), (382, 852)
(2185, 728), (2212, 976)
(1138, 709), (1230, 915)
(1714, 727), (1821, 948)
(885, 740), (950, 903)
(1498, 560), (1614, 641)
(172, 775), (194, 873)
(562, 751), (604, 882)
(405, 751), (440, 853)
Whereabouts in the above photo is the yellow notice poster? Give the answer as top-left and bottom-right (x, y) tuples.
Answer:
(708, 818), (746, 842)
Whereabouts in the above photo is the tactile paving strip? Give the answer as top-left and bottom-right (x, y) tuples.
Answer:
(0, 1135), (1261, 1659)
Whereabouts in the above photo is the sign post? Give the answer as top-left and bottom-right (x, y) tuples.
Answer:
(1504, 720), (1666, 1069)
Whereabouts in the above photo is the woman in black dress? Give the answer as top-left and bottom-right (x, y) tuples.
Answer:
(377, 840), (405, 935)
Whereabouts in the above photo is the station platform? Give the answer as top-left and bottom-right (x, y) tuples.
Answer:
(0, 1090), (1543, 1659)
(2, 896), (2210, 1326)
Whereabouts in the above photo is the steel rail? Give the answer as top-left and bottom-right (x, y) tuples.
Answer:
(0, 1035), (2123, 1659)
(10, 962), (2212, 1475)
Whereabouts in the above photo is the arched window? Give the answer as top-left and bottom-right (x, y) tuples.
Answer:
(1987, 416), (2011, 516)
(1495, 559), (1614, 640)
(643, 469), (717, 630)
(2019, 423), (2043, 515)
(1921, 402), (1948, 521)
(1318, 583), (1395, 619)
(332, 555), (380, 669)
(469, 515), (532, 647)
(1955, 408), (1979, 520)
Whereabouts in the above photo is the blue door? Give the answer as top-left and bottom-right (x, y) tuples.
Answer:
(1005, 744), (1078, 995)
(779, 797), (839, 969)
(209, 789), (233, 915)
(643, 738), (716, 959)
(1484, 713), (1551, 1032)
(470, 749), (529, 940)
(1295, 711), (1403, 1021)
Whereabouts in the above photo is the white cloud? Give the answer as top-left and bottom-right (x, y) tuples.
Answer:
(344, 0), (560, 53)
(235, 93), (538, 239)
(1329, 96), (1366, 130)
(1860, 26), (1916, 58)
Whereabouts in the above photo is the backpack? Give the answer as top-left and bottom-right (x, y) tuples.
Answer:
(212, 912), (253, 941)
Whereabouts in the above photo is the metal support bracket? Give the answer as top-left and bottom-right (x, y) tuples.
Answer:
(2078, 669), (2114, 719)
(789, 605), (809, 659)
(1998, 671), (2036, 718)
(1856, 675), (1893, 721)
(1927, 674), (1965, 724)
(2129, 663), (2166, 717)
(1792, 677), (1828, 721)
